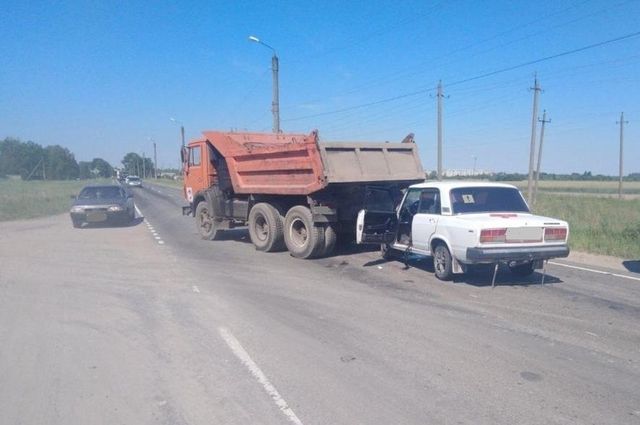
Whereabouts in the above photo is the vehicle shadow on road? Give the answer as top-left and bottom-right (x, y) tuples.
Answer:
(364, 255), (563, 288)
(331, 242), (379, 258)
(622, 260), (640, 274)
(454, 264), (563, 288)
(214, 228), (252, 243)
(79, 217), (144, 229)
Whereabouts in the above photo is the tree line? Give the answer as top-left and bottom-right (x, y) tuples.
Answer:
(0, 137), (156, 180)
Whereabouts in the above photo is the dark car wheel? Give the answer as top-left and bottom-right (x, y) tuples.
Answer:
(433, 243), (453, 281)
(71, 218), (82, 228)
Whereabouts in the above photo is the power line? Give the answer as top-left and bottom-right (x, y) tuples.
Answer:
(283, 0), (614, 109)
(447, 30), (640, 88)
(283, 30), (640, 122)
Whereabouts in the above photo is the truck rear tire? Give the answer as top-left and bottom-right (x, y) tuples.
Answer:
(248, 202), (285, 252)
(284, 206), (325, 259)
(321, 223), (337, 257)
(195, 201), (220, 240)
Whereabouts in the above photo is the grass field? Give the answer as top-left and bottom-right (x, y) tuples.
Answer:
(505, 180), (640, 195)
(149, 178), (182, 189)
(0, 179), (111, 221)
(533, 193), (640, 259)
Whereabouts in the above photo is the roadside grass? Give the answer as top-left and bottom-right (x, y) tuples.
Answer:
(505, 180), (640, 195)
(533, 194), (640, 259)
(0, 179), (111, 221)
(148, 178), (182, 189)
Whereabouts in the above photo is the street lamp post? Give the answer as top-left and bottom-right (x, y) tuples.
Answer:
(248, 35), (280, 133)
(148, 137), (157, 179)
(170, 118), (185, 148)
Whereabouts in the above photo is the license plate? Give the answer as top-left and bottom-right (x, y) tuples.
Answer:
(506, 227), (542, 242)
(86, 211), (107, 222)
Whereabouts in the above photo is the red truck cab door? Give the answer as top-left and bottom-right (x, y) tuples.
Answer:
(183, 143), (207, 203)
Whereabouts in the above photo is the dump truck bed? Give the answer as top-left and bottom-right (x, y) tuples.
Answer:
(200, 130), (424, 195)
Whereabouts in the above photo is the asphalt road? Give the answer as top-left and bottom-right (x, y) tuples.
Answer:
(1, 182), (639, 425)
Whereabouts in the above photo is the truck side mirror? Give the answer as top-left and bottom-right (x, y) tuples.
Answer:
(180, 146), (189, 172)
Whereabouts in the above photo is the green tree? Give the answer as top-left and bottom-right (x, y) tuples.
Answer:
(90, 158), (113, 178)
(44, 145), (79, 180)
(122, 152), (142, 176)
(79, 161), (92, 179)
(121, 152), (154, 177)
(0, 138), (46, 179)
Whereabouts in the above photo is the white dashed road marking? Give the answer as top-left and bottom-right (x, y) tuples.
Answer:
(219, 327), (304, 425)
(135, 205), (165, 246)
(192, 285), (200, 293)
(549, 261), (640, 282)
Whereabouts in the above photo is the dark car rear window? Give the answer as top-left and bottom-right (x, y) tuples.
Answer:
(450, 187), (529, 214)
(79, 186), (123, 200)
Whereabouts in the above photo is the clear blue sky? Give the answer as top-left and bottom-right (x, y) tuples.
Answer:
(1, 0), (639, 174)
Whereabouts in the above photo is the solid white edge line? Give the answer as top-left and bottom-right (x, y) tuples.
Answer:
(218, 327), (304, 425)
(549, 261), (640, 282)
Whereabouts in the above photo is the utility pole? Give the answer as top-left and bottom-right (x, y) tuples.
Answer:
(533, 110), (551, 205)
(248, 36), (280, 133)
(153, 142), (158, 179)
(527, 74), (542, 204)
(142, 152), (146, 179)
(272, 53), (280, 133)
(617, 112), (628, 199)
(436, 80), (444, 180)
(42, 157), (46, 180)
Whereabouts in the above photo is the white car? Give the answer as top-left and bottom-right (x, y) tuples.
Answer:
(356, 182), (569, 280)
(125, 176), (142, 187)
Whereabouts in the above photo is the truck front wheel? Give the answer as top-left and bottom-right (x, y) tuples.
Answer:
(284, 206), (325, 259)
(248, 203), (285, 252)
(195, 201), (220, 240)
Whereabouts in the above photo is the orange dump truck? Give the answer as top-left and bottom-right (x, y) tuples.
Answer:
(181, 130), (424, 258)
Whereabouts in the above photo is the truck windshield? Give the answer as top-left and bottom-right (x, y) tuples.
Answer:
(450, 187), (529, 214)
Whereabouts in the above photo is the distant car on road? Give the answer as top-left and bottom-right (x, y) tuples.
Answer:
(70, 185), (135, 228)
(125, 176), (142, 187)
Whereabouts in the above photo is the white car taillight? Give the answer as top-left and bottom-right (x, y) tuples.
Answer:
(544, 227), (567, 241)
(108, 205), (124, 212)
(480, 228), (507, 243)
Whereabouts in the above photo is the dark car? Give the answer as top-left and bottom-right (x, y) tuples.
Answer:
(70, 185), (135, 228)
